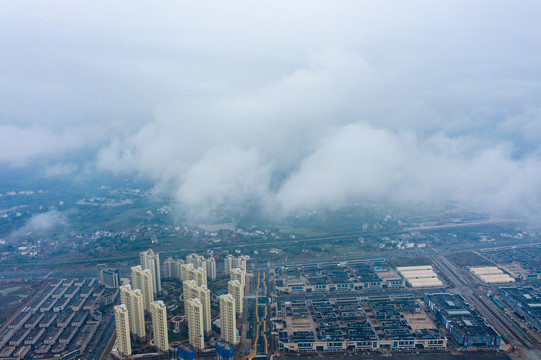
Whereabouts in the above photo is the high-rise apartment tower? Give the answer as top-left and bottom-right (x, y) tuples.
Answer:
(114, 304), (132, 356)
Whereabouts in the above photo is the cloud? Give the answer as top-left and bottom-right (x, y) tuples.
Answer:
(0, 123), (128, 167)
(277, 124), (541, 218)
(2, 1), (541, 221)
(42, 163), (78, 178)
(175, 147), (272, 220)
(10, 209), (68, 239)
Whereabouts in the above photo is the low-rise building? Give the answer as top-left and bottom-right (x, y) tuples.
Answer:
(397, 266), (443, 288)
(425, 293), (500, 348)
(468, 266), (515, 284)
(275, 262), (406, 294)
(276, 295), (446, 353)
(499, 286), (541, 331)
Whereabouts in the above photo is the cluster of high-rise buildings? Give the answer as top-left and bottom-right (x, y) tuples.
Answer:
(163, 253), (217, 281)
(224, 254), (248, 274)
(218, 256), (248, 345)
(114, 249), (248, 357)
(140, 249), (162, 294)
(181, 253), (247, 349)
(114, 249), (169, 357)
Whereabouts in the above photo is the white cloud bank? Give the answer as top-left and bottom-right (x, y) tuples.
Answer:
(10, 209), (68, 239)
(1, 1), (541, 219)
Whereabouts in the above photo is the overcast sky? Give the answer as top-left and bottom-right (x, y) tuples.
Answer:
(1, 1), (541, 220)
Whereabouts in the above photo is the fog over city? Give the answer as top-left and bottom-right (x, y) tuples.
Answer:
(9, 209), (68, 239)
(2, 1), (541, 220)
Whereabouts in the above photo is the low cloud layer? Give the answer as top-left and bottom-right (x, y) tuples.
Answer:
(2, 1), (541, 220)
(10, 209), (68, 239)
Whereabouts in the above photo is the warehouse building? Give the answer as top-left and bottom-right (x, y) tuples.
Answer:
(468, 266), (515, 284)
(425, 293), (500, 348)
(397, 266), (443, 288)
(274, 261), (404, 294)
(482, 245), (541, 281)
(499, 287), (541, 331)
(0, 277), (115, 359)
(276, 295), (446, 353)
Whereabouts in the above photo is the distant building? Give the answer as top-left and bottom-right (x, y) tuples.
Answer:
(181, 263), (207, 287)
(114, 304), (132, 356)
(228, 280), (243, 315)
(194, 267), (207, 287)
(131, 265), (154, 312)
(186, 298), (205, 350)
(219, 294), (237, 344)
(181, 263), (194, 282)
(206, 257), (216, 281)
(230, 268), (245, 289)
(187, 253), (207, 270)
(163, 258), (176, 279)
(140, 249), (162, 294)
(183, 280), (196, 314)
(245, 272), (254, 293)
(151, 301), (169, 351)
(224, 255), (248, 275)
(174, 259), (184, 280)
(97, 264), (119, 288)
(224, 255), (235, 275)
(163, 257), (185, 280)
(237, 255), (248, 272)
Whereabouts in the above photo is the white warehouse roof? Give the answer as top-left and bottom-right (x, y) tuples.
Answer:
(407, 278), (443, 287)
(398, 270), (438, 279)
(478, 274), (515, 283)
(469, 266), (503, 275)
(396, 265), (433, 271)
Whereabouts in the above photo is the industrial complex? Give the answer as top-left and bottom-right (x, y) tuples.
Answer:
(482, 245), (541, 282)
(425, 293), (501, 348)
(499, 286), (541, 332)
(274, 261), (408, 294)
(0, 278), (116, 359)
(275, 295), (447, 353)
(2, 244), (541, 360)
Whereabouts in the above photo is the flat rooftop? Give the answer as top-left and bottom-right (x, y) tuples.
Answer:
(426, 293), (500, 339)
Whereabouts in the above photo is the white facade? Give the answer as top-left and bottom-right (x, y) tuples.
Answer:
(398, 265), (443, 288)
(186, 298), (205, 350)
(228, 279), (244, 315)
(181, 262), (207, 287)
(230, 268), (246, 289)
(131, 265), (154, 311)
(114, 304), (132, 356)
(151, 300), (169, 351)
(140, 249), (162, 294)
(206, 257), (216, 280)
(184, 280), (211, 333)
(119, 285), (146, 339)
(219, 294), (237, 345)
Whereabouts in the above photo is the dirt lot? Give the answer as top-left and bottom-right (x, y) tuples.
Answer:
(446, 251), (492, 267)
